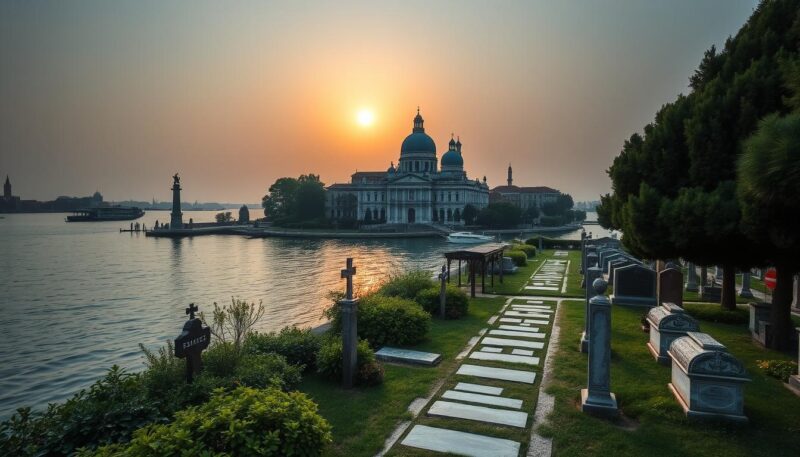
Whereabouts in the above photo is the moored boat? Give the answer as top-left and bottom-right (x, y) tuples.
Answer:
(446, 231), (495, 244)
(66, 206), (145, 222)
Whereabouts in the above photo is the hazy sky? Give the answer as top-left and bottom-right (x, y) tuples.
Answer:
(0, 1), (758, 203)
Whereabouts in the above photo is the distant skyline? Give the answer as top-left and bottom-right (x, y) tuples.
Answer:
(1, 1), (758, 202)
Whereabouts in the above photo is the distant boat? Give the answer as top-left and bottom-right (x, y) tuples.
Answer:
(66, 206), (145, 222)
(446, 231), (495, 244)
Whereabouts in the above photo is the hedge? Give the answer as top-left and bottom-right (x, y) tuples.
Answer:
(244, 326), (322, 372)
(414, 285), (470, 318)
(511, 244), (536, 257)
(505, 250), (528, 267)
(525, 235), (581, 250)
(378, 270), (435, 299)
(357, 294), (431, 347)
(316, 338), (384, 386)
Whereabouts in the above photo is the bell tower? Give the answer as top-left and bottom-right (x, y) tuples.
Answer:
(3, 176), (11, 199)
(507, 164), (513, 187)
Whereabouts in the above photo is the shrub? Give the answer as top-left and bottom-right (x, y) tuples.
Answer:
(201, 297), (265, 353)
(414, 285), (470, 319)
(86, 387), (332, 457)
(202, 341), (241, 378)
(506, 250), (528, 267)
(683, 303), (748, 324)
(358, 294), (430, 346)
(512, 244), (536, 257)
(379, 270), (435, 299)
(316, 338), (384, 386)
(244, 326), (322, 372)
(757, 359), (799, 383)
(525, 236), (580, 250)
(232, 353), (302, 390)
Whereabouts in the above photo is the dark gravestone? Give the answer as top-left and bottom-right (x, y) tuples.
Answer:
(174, 303), (211, 383)
(700, 285), (721, 303)
(658, 266), (684, 308)
(610, 264), (656, 307)
(608, 258), (638, 285)
(438, 264), (448, 318)
(340, 258), (358, 389)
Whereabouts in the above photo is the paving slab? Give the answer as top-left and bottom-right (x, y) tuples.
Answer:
(524, 286), (559, 291)
(498, 324), (541, 333)
(526, 300), (544, 304)
(499, 317), (522, 323)
(489, 329), (546, 339)
(511, 307), (553, 314)
(457, 364), (537, 384)
(520, 323), (531, 327)
(511, 349), (534, 356)
(470, 351), (540, 366)
(524, 319), (550, 325)
(428, 400), (528, 428)
(481, 336), (545, 349)
(375, 347), (442, 366)
(442, 389), (523, 409)
(505, 311), (551, 319)
(480, 346), (503, 353)
(454, 382), (503, 396)
(401, 425), (520, 457)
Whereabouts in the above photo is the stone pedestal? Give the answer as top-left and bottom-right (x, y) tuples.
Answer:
(340, 298), (359, 389)
(685, 262), (698, 292)
(788, 328), (800, 397)
(581, 279), (618, 418)
(739, 272), (753, 298)
(581, 266), (602, 353)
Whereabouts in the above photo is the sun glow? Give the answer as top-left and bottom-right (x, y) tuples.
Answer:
(356, 108), (375, 127)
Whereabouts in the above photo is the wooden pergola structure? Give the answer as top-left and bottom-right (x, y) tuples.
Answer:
(444, 243), (507, 297)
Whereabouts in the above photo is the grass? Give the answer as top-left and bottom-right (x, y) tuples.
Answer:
(298, 296), (507, 457)
(541, 299), (800, 457)
(485, 249), (584, 298)
(386, 298), (561, 456)
(681, 266), (769, 304)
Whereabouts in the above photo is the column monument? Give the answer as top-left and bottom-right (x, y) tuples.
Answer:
(170, 173), (183, 229)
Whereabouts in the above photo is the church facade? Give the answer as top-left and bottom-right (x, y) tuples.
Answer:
(326, 111), (489, 225)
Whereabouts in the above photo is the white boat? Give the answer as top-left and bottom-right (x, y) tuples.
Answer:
(446, 232), (495, 244)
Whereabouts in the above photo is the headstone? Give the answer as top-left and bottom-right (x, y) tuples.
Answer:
(685, 262), (698, 292)
(714, 266), (723, 285)
(586, 252), (599, 270)
(608, 258), (638, 285)
(792, 275), (800, 311)
(646, 302), (700, 364)
(739, 272), (753, 298)
(610, 264), (657, 307)
(401, 425), (520, 457)
(470, 351), (539, 366)
(174, 303), (211, 383)
(581, 266), (602, 353)
(481, 337), (544, 349)
(581, 279), (618, 417)
(700, 265), (708, 286)
(438, 264), (448, 318)
(667, 332), (750, 422)
(488, 329), (545, 339)
(340, 258), (358, 388)
(375, 347), (442, 366)
(700, 285), (721, 303)
(748, 302), (771, 345)
(788, 328), (800, 396)
(658, 265), (683, 308)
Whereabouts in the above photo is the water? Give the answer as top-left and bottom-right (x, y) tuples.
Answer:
(0, 211), (596, 418)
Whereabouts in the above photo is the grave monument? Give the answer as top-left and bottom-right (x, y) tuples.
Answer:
(581, 278), (618, 417)
(340, 258), (358, 389)
(174, 303), (211, 383)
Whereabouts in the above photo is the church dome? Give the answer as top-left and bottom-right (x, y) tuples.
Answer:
(400, 109), (436, 155)
(441, 150), (463, 167)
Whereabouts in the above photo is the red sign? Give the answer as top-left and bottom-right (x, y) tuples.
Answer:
(764, 268), (777, 290)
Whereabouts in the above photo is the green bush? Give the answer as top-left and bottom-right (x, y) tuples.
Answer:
(414, 285), (470, 319)
(358, 294), (431, 346)
(512, 244), (536, 257)
(202, 341), (241, 378)
(683, 303), (748, 325)
(0, 367), (164, 457)
(86, 387), (332, 457)
(378, 270), (435, 299)
(244, 326), (322, 372)
(757, 359), (799, 383)
(316, 338), (384, 386)
(506, 250), (528, 267)
(232, 353), (302, 390)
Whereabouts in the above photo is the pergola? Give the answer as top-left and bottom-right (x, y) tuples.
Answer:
(444, 243), (507, 297)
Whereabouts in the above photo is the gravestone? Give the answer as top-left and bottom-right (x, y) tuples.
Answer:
(174, 303), (211, 383)
(658, 265), (684, 308)
(581, 266), (602, 353)
(667, 332), (750, 422)
(608, 258), (638, 286)
(700, 285), (721, 303)
(748, 301), (771, 346)
(646, 302), (699, 364)
(438, 264), (448, 318)
(685, 262), (698, 292)
(793, 275), (800, 311)
(700, 266), (708, 287)
(340, 258), (358, 389)
(788, 328), (800, 396)
(586, 252), (599, 270)
(739, 272), (753, 298)
(581, 279), (618, 417)
(610, 264), (656, 307)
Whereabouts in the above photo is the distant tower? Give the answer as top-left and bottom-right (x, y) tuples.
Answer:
(170, 173), (183, 229)
(3, 176), (11, 199)
(507, 164), (513, 187)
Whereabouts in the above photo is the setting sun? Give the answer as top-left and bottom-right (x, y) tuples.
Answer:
(356, 108), (375, 127)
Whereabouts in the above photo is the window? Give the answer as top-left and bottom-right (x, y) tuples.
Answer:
(455, 192), (459, 202)
(448, 192), (452, 202)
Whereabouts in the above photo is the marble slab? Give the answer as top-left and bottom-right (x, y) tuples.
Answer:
(520, 323), (531, 327)
(498, 324), (541, 333)
(469, 351), (540, 366)
(457, 364), (537, 384)
(375, 347), (442, 366)
(428, 401), (528, 428)
(482, 336), (545, 349)
(499, 317), (522, 323)
(442, 389), (523, 409)
(511, 307), (553, 314)
(401, 425), (520, 457)
(480, 346), (503, 353)
(524, 286), (559, 291)
(511, 349), (534, 356)
(524, 319), (550, 325)
(489, 329), (546, 339)
(505, 311), (551, 319)
(526, 300), (544, 304)
(455, 382), (503, 396)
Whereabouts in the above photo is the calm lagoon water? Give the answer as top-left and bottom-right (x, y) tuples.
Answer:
(0, 211), (601, 418)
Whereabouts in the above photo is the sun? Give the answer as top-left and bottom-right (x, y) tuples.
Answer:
(356, 108), (375, 127)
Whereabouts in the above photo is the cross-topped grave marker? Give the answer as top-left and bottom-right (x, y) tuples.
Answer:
(341, 257), (357, 300)
(186, 303), (198, 319)
(174, 303), (211, 383)
(438, 264), (449, 318)
(340, 258), (359, 388)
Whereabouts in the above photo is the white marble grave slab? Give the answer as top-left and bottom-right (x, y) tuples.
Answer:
(511, 307), (553, 314)
(498, 324), (540, 332)
(482, 336), (545, 349)
(526, 300), (544, 304)
(499, 317), (522, 323)
(524, 319), (550, 325)
(480, 346), (503, 353)
(455, 382), (503, 396)
(401, 425), (520, 457)
(470, 351), (540, 366)
(442, 390), (523, 409)
(505, 311), (551, 318)
(524, 286), (559, 291)
(428, 401), (528, 428)
(375, 347), (442, 366)
(457, 364), (537, 384)
(520, 323), (531, 327)
(511, 349), (534, 356)
(489, 329), (545, 339)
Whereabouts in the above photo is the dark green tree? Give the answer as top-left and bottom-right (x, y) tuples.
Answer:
(262, 177), (299, 220)
(476, 202), (522, 228)
(261, 174), (326, 224)
(462, 204), (478, 225)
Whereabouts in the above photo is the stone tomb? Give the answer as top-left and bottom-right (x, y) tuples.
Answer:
(610, 264), (657, 307)
(646, 302), (700, 364)
(375, 347), (442, 366)
(667, 332), (750, 422)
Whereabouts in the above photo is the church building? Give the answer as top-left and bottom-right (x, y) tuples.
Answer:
(326, 110), (490, 224)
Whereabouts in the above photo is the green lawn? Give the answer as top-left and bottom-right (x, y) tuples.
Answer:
(485, 249), (584, 298)
(299, 296), (507, 457)
(541, 299), (800, 457)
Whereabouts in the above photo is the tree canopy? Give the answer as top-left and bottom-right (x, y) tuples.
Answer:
(262, 174), (327, 225)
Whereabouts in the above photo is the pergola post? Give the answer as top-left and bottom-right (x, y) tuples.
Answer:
(499, 251), (504, 283)
(470, 260), (476, 298)
(481, 259), (486, 294)
(458, 259), (462, 286)
(446, 259), (451, 284)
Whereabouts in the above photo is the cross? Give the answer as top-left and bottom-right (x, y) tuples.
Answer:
(438, 264), (448, 281)
(341, 258), (357, 300)
(186, 303), (198, 320)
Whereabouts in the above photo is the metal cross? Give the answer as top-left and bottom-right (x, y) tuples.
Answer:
(341, 258), (357, 300)
(186, 303), (198, 320)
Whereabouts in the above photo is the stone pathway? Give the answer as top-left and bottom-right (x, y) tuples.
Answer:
(396, 296), (559, 456)
(524, 259), (568, 293)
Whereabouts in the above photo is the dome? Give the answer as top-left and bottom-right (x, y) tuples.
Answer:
(441, 150), (463, 167)
(401, 132), (437, 154)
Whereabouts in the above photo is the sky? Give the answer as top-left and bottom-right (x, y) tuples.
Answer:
(0, 0), (759, 203)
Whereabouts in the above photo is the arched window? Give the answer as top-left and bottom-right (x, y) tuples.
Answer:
(380, 208), (385, 221)
(373, 209), (378, 221)
(364, 208), (372, 222)
(432, 209), (438, 221)
(454, 208), (461, 222)
(439, 208), (445, 222)
(448, 192), (452, 202)
(447, 209), (452, 221)
(455, 192), (459, 202)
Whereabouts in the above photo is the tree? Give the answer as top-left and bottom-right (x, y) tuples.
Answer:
(462, 204), (478, 225)
(523, 205), (540, 223)
(215, 211), (233, 223)
(476, 202), (521, 228)
(738, 112), (800, 350)
(261, 174), (327, 225)
(262, 177), (298, 220)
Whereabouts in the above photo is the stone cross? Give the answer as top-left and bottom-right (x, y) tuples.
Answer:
(174, 304), (211, 383)
(581, 266), (602, 353)
(339, 258), (359, 389)
(685, 262), (698, 292)
(581, 278), (618, 418)
(739, 271), (753, 298)
(186, 303), (198, 319)
(438, 264), (449, 318)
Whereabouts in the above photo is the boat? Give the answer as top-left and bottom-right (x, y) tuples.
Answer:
(446, 231), (495, 244)
(66, 206), (145, 222)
